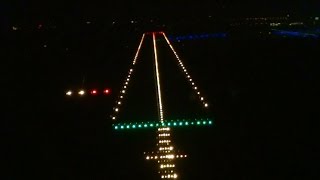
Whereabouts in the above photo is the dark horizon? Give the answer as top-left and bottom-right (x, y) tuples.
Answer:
(2, 1), (320, 20)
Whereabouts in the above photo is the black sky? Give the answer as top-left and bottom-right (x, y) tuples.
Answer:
(2, 0), (320, 20)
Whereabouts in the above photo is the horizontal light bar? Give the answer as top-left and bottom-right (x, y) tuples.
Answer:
(65, 88), (111, 96)
(112, 118), (213, 130)
(146, 154), (187, 160)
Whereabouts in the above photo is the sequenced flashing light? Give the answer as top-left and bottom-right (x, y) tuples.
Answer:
(112, 118), (214, 130)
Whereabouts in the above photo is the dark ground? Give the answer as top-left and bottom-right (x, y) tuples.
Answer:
(2, 18), (319, 180)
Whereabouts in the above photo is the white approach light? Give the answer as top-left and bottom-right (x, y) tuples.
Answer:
(66, 91), (72, 96)
(78, 90), (85, 95)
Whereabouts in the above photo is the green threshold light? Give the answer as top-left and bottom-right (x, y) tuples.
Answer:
(112, 118), (214, 130)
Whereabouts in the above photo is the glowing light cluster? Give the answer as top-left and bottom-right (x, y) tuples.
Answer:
(78, 90), (85, 95)
(161, 174), (178, 179)
(159, 133), (170, 137)
(162, 33), (209, 109)
(66, 89), (110, 96)
(158, 127), (170, 131)
(159, 140), (171, 143)
(159, 146), (173, 151)
(110, 32), (214, 179)
(112, 118), (213, 130)
(111, 34), (145, 120)
(160, 164), (175, 168)
(66, 90), (72, 96)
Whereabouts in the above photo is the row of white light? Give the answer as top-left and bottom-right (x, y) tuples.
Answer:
(160, 164), (175, 169)
(146, 154), (187, 160)
(158, 127), (170, 131)
(159, 146), (174, 151)
(111, 34), (146, 120)
(162, 33), (209, 109)
(159, 133), (170, 137)
(161, 174), (178, 179)
(159, 140), (171, 143)
(153, 33), (164, 122)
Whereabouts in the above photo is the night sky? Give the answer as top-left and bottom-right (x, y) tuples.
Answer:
(2, 1), (320, 180)
(2, 0), (320, 19)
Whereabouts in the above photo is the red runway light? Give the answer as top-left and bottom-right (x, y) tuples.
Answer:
(91, 90), (98, 95)
(104, 89), (111, 95)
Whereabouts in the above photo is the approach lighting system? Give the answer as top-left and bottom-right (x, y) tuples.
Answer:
(65, 88), (111, 97)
